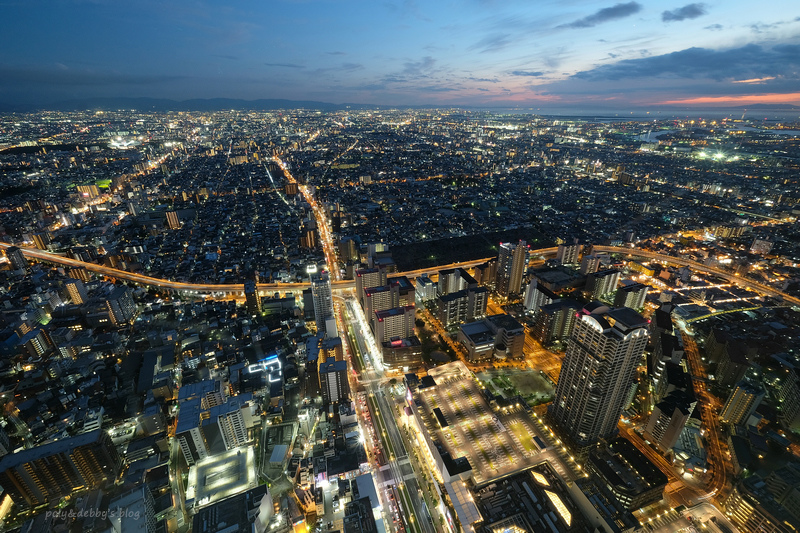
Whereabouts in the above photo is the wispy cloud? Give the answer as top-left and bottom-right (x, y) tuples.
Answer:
(560, 2), (642, 29)
(469, 33), (512, 53)
(264, 62), (304, 68)
(510, 70), (544, 77)
(662, 4), (707, 22)
(732, 76), (776, 84)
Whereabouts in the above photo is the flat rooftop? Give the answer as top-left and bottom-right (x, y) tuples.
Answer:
(186, 446), (258, 510)
(418, 361), (555, 486)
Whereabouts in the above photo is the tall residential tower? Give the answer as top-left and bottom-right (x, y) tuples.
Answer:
(549, 305), (650, 452)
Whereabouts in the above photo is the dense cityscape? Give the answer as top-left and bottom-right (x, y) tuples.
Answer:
(0, 107), (799, 533)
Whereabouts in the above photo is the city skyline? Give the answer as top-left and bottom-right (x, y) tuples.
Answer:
(1, 0), (800, 109)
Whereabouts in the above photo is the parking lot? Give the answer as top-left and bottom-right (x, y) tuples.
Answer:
(421, 362), (554, 485)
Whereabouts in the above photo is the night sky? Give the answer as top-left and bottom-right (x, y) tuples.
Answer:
(1, 0), (799, 108)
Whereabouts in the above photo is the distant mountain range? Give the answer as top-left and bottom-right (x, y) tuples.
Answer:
(0, 97), (798, 114)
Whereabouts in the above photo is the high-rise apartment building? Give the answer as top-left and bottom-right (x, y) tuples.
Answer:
(355, 267), (387, 307)
(63, 278), (88, 304)
(437, 287), (488, 328)
(495, 241), (529, 296)
(437, 267), (478, 296)
(585, 269), (621, 300)
(579, 254), (601, 275)
(549, 305), (650, 451)
(614, 282), (650, 310)
(523, 279), (557, 316)
(373, 306), (415, 343)
(0, 430), (122, 507)
(556, 242), (581, 265)
(363, 284), (399, 326)
(311, 271), (335, 337)
(721, 381), (765, 426)
(415, 275), (437, 304)
(531, 299), (581, 346)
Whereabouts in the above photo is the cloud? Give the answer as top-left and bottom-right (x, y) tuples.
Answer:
(402, 56), (436, 77)
(327, 51), (346, 56)
(660, 92), (800, 105)
(572, 43), (800, 82)
(732, 76), (776, 84)
(704, 23), (723, 30)
(662, 4), (707, 22)
(469, 33), (512, 53)
(264, 62), (304, 68)
(510, 70), (545, 77)
(560, 2), (642, 29)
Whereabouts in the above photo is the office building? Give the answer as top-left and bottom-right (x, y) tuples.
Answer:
(614, 282), (649, 310)
(495, 240), (529, 297)
(106, 285), (136, 325)
(485, 314), (525, 360)
(522, 279), (556, 316)
(586, 438), (667, 511)
(549, 305), (649, 451)
(311, 271), (335, 337)
(245, 280), (261, 315)
(0, 430), (122, 507)
(4, 246), (27, 270)
(319, 357), (349, 403)
(721, 381), (765, 426)
(458, 314), (524, 362)
(343, 497), (379, 533)
(555, 242), (581, 265)
(584, 269), (621, 300)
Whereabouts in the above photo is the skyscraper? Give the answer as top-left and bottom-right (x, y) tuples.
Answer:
(311, 271), (335, 337)
(549, 305), (650, 452)
(495, 240), (529, 297)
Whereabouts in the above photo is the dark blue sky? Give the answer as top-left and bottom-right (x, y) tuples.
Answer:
(1, 0), (799, 108)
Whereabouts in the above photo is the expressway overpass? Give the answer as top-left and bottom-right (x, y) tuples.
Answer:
(3, 242), (797, 307)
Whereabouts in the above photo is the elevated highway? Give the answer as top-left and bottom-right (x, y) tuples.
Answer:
(4, 242), (797, 307)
